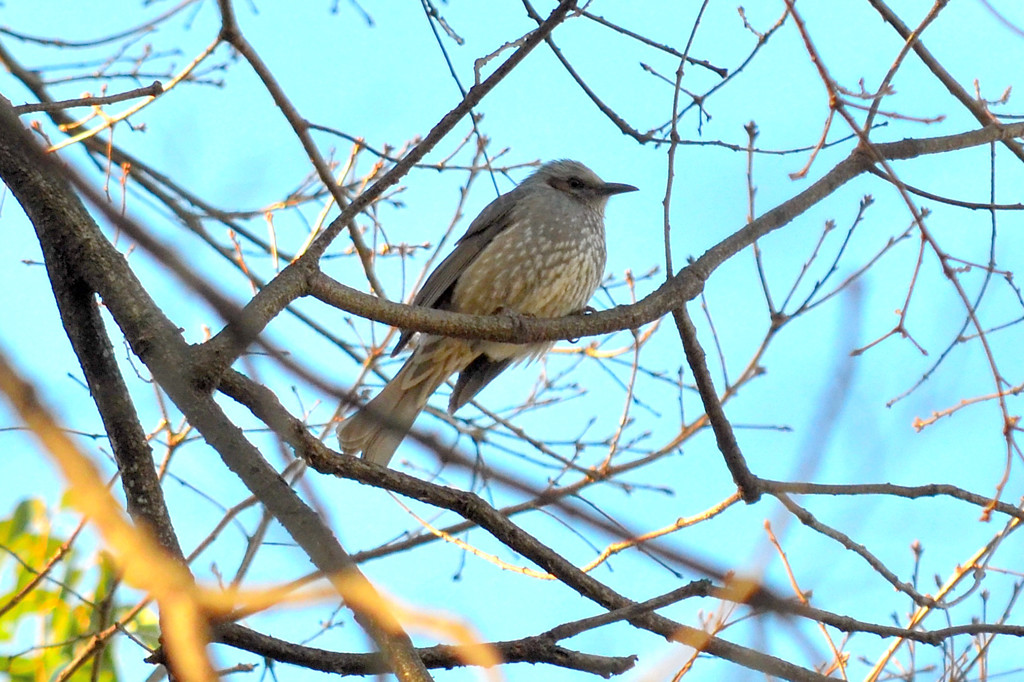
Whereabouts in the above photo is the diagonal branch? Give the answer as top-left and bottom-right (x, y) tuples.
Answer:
(305, 122), (1022, 348)
(866, 0), (1024, 163)
(521, 0), (653, 142)
(301, 451), (833, 681)
(37, 242), (185, 559)
(216, 365), (830, 681)
(217, 622), (638, 677)
(675, 306), (760, 501)
(0, 95), (432, 681)
(197, 0), (582, 381)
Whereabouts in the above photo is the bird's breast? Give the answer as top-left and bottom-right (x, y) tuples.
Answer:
(452, 214), (607, 319)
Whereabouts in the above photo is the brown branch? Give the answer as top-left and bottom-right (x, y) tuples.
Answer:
(762, 479), (1024, 522)
(36, 235), (184, 559)
(709, 584), (1024, 645)
(0, 88), (185, 560)
(866, 165), (1024, 210)
(303, 122), (1023, 349)
(307, 152), (863, 343)
(216, 581), (726, 676)
(771, 491), (942, 608)
(0, 0), (201, 49)
(521, 0), (653, 142)
(650, 6), (790, 139)
(866, 0), (1024, 163)
(862, 0), (947, 132)
(0, 41), (285, 260)
(0, 95), (430, 681)
(580, 10), (727, 77)
(214, 0), (387, 301)
(785, 2), (1021, 507)
(675, 307), (761, 501)
(204, 323), (1024, 673)
(12, 82), (165, 114)
(217, 621), (637, 677)
(4, 88), (183, 561)
(216, 367), (722, 577)
(212, 366), (829, 681)
(307, 454), (832, 680)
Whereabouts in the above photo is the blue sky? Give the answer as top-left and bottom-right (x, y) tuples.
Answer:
(2, 1), (1023, 680)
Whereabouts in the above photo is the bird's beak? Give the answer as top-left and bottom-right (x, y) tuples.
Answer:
(600, 182), (639, 196)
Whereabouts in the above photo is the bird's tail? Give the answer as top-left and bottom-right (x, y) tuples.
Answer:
(338, 340), (465, 466)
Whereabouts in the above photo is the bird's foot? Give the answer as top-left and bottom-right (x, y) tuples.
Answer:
(489, 307), (534, 344)
(567, 306), (596, 343)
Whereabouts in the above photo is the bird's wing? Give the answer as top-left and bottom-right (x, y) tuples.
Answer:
(392, 187), (521, 355)
(448, 355), (513, 413)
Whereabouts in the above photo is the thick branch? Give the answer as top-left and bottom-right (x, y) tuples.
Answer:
(41, 253), (184, 558)
(217, 623), (637, 678)
(218, 368), (741, 582)
(305, 454), (831, 681)
(0, 95), (428, 678)
(214, 367), (830, 681)
(306, 121), (1022, 347)
(0, 94), (183, 556)
(307, 150), (867, 344)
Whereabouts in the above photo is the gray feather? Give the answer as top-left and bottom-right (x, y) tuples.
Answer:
(340, 160), (636, 467)
(393, 188), (521, 355)
(449, 356), (514, 414)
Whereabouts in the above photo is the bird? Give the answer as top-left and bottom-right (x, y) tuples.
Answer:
(338, 159), (637, 466)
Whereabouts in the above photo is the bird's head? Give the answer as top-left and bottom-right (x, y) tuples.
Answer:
(530, 159), (638, 208)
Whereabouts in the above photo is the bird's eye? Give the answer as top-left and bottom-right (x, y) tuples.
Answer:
(567, 177), (585, 189)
